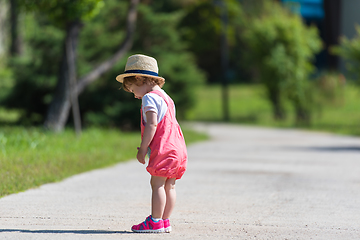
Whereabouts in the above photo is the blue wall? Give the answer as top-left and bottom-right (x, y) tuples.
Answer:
(282, 0), (324, 19)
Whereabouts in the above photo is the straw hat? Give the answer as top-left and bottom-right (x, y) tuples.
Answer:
(116, 54), (165, 83)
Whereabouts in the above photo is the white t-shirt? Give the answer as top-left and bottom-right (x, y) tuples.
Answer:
(141, 89), (175, 123)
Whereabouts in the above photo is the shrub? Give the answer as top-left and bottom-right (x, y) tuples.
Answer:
(332, 24), (360, 82)
(240, 1), (322, 124)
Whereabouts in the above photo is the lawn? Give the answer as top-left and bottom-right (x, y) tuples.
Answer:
(187, 83), (360, 136)
(0, 126), (207, 198)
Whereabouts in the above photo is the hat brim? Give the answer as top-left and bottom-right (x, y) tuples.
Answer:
(116, 73), (165, 83)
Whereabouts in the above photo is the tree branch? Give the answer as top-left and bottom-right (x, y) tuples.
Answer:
(75, 0), (139, 95)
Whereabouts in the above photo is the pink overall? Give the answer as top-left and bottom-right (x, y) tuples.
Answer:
(141, 90), (187, 180)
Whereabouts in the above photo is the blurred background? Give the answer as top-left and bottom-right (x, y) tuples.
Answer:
(0, 0), (359, 134)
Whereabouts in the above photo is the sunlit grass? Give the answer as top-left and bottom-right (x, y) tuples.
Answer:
(187, 83), (360, 136)
(311, 85), (360, 135)
(0, 126), (207, 198)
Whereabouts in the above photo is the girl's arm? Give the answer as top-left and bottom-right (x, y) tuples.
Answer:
(137, 111), (157, 164)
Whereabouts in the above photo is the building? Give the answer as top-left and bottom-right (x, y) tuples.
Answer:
(282, 0), (360, 75)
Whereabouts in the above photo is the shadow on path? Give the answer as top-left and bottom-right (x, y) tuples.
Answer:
(0, 229), (133, 235)
(286, 146), (360, 152)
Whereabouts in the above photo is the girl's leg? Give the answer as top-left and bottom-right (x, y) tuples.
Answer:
(162, 178), (176, 219)
(150, 176), (167, 219)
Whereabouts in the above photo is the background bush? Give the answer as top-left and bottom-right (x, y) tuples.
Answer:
(239, 1), (322, 124)
(332, 24), (360, 83)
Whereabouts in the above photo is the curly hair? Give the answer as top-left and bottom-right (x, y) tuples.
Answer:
(122, 75), (165, 92)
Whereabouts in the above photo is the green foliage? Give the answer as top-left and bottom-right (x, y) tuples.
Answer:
(133, 4), (206, 119)
(240, 2), (322, 124)
(77, 0), (128, 69)
(74, 0), (139, 128)
(21, 0), (104, 28)
(71, 0), (133, 128)
(332, 25), (360, 82)
(179, 0), (244, 82)
(3, 0), (205, 129)
(159, 53), (205, 119)
(0, 59), (14, 102)
(1, 13), (64, 125)
(79, 2), (205, 128)
(79, 1), (204, 129)
(135, 4), (186, 53)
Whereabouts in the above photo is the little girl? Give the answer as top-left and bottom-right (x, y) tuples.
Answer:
(116, 54), (188, 233)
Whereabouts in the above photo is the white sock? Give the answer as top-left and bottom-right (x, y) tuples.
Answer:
(151, 217), (162, 222)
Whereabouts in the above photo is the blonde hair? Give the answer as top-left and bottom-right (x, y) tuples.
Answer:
(122, 75), (165, 92)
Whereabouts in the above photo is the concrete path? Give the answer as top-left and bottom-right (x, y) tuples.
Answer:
(1, 123), (360, 239)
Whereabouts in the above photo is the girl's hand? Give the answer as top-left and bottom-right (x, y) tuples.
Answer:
(137, 147), (146, 164)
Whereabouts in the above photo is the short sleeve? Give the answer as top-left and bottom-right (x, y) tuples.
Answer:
(142, 93), (168, 123)
(142, 94), (158, 115)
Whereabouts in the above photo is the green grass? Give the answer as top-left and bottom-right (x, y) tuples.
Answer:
(187, 84), (360, 136)
(0, 126), (208, 198)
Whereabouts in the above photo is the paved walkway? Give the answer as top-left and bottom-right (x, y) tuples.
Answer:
(1, 123), (360, 239)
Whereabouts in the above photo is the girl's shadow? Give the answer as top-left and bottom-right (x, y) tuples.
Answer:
(0, 229), (134, 234)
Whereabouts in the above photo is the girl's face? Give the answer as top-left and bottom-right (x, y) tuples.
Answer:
(128, 83), (149, 99)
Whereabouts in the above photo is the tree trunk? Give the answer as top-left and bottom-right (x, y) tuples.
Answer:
(294, 101), (311, 126)
(44, 21), (82, 132)
(220, 0), (229, 122)
(44, 0), (139, 132)
(75, 0), (139, 96)
(66, 21), (82, 136)
(9, 0), (22, 56)
(324, 0), (341, 70)
(268, 88), (286, 120)
(0, 1), (8, 56)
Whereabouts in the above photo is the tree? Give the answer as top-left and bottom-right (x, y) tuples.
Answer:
(133, 2), (206, 120)
(179, 0), (243, 83)
(21, 0), (139, 132)
(240, 2), (322, 123)
(74, 0), (206, 129)
(2, 0), (205, 130)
